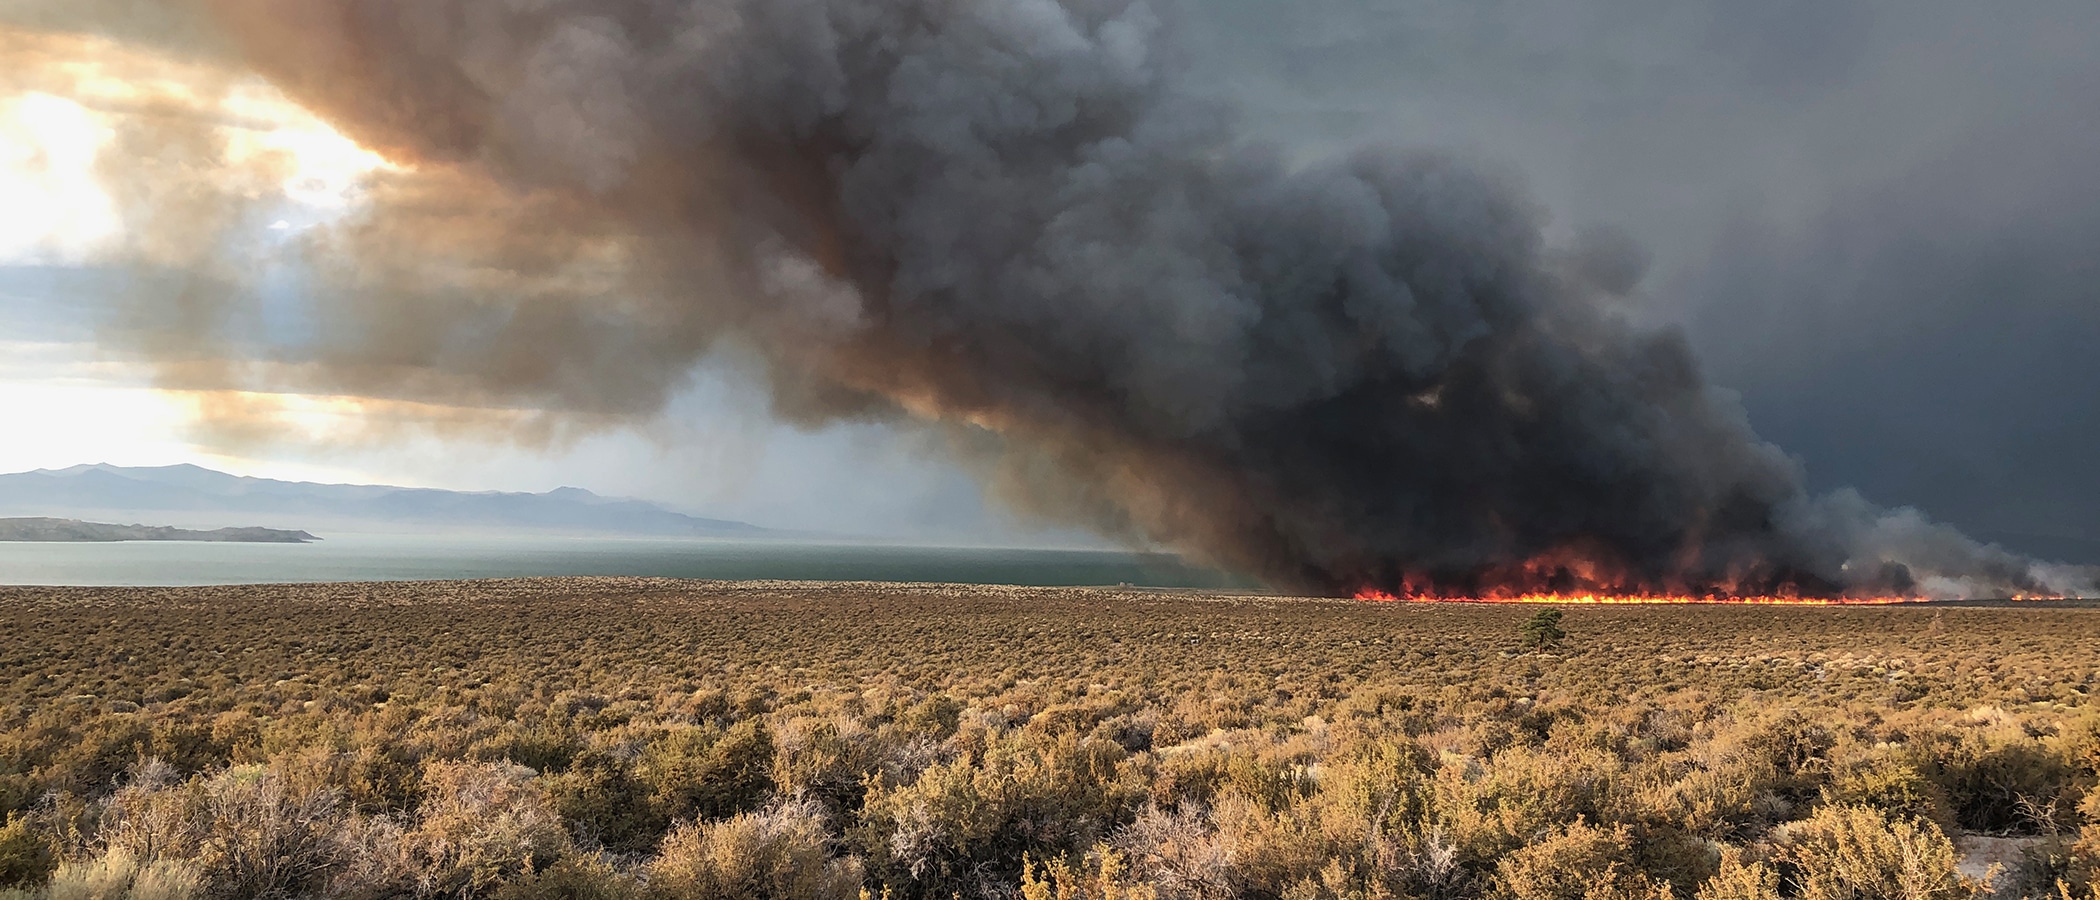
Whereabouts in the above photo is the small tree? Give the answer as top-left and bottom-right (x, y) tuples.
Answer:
(1519, 608), (1565, 651)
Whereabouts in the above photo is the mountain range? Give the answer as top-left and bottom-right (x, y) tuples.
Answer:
(0, 464), (768, 538)
(0, 518), (318, 543)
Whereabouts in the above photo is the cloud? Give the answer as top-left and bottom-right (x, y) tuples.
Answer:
(2, 0), (2092, 596)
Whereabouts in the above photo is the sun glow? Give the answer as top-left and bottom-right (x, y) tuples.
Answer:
(219, 86), (392, 213)
(0, 26), (409, 471)
(0, 92), (120, 262)
(0, 28), (393, 264)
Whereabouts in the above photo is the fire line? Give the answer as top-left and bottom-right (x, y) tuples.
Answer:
(1350, 589), (1922, 605)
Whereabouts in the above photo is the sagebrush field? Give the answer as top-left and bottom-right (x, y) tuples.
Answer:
(1, 578), (2096, 899)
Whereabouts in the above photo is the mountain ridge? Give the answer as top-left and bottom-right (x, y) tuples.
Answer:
(0, 464), (769, 537)
(0, 517), (318, 543)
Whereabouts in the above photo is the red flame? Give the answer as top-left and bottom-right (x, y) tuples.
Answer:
(1348, 588), (1918, 605)
(1344, 543), (1930, 605)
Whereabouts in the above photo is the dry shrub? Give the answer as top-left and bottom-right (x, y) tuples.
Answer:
(638, 719), (776, 827)
(1772, 804), (1972, 900)
(1316, 740), (1435, 841)
(56, 755), (785, 899)
(1821, 757), (1956, 833)
(401, 760), (571, 897)
(488, 856), (638, 900)
(93, 763), (195, 865)
(1913, 726), (2084, 835)
(1113, 802), (1238, 900)
(1692, 850), (1778, 900)
(1436, 747), (1620, 864)
(98, 762), (344, 899)
(5, 582), (2100, 898)
(1020, 847), (1158, 900)
(37, 850), (201, 900)
(856, 732), (1142, 896)
(1652, 716), (1832, 841)
(322, 817), (421, 900)
(1491, 820), (1670, 900)
(771, 716), (881, 818)
(646, 799), (862, 900)
(1191, 792), (1327, 895)
(2067, 825), (2100, 895)
(186, 768), (342, 899)
(333, 759), (577, 899)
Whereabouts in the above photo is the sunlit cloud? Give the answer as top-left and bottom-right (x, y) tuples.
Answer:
(0, 92), (119, 262)
(0, 370), (201, 473)
(0, 24), (409, 471)
(219, 87), (393, 215)
(167, 389), (582, 449)
(0, 27), (393, 265)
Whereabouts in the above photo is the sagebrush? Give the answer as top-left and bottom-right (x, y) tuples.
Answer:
(0, 579), (2095, 899)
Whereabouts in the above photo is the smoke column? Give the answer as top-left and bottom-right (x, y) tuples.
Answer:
(54, 0), (2096, 598)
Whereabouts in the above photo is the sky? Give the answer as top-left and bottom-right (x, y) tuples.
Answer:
(1, 1), (2097, 557)
(0, 36), (1028, 540)
(1179, 0), (2100, 559)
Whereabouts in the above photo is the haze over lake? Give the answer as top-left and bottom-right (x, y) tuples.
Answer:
(0, 533), (1249, 589)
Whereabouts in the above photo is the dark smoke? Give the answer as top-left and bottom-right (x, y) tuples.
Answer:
(48, 0), (2099, 597)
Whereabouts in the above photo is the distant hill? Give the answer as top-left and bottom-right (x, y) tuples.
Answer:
(0, 518), (317, 543)
(0, 464), (769, 537)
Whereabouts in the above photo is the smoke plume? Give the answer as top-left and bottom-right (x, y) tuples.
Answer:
(24, 0), (2094, 598)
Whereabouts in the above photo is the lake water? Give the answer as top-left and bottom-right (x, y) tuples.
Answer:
(0, 534), (1254, 589)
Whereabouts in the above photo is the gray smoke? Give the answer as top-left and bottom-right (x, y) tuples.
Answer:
(50, 0), (2100, 597)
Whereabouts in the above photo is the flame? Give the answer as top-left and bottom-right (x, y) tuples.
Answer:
(1344, 542), (1935, 605)
(1349, 588), (1920, 605)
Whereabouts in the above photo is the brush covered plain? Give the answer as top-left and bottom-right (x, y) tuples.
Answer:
(0, 579), (2096, 899)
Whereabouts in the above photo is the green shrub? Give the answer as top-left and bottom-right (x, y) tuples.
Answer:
(342, 743), (423, 815)
(547, 749), (661, 854)
(0, 815), (53, 890)
(1822, 757), (1955, 832)
(1434, 746), (1619, 865)
(642, 720), (776, 826)
(1519, 611), (1566, 652)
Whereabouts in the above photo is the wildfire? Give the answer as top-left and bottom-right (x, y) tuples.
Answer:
(1341, 542), (1940, 605)
(1350, 588), (1921, 605)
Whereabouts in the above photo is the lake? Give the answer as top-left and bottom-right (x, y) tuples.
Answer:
(0, 533), (1255, 589)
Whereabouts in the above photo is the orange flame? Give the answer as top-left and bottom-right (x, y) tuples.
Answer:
(1341, 541), (2083, 605)
(1349, 588), (1919, 605)
(1343, 542), (1933, 604)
